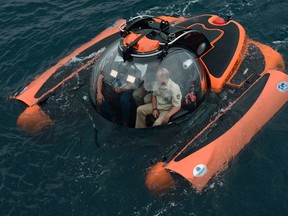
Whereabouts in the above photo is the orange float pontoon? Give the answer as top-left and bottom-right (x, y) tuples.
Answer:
(11, 15), (287, 193)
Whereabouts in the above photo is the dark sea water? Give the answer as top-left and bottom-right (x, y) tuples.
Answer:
(1, 0), (288, 215)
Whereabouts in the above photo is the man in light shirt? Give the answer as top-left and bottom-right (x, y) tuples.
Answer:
(135, 67), (182, 128)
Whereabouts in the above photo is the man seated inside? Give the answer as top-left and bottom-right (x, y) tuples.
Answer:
(132, 81), (152, 107)
(135, 67), (182, 128)
(96, 72), (134, 127)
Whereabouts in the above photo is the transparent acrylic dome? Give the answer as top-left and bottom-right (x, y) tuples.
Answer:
(89, 39), (207, 126)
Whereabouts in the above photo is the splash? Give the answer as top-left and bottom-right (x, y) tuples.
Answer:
(65, 47), (106, 65)
(137, 0), (202, 17)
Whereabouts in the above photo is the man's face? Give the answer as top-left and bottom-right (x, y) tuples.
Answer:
(156, 68), (167, 83)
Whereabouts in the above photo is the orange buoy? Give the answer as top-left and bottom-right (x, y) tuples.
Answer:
(212, 17), (226, 25)
(145, 162), (175, 195)
(17, 105), (53, 134)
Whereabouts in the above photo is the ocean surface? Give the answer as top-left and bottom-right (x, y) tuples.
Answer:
(1, 0), (288, 215)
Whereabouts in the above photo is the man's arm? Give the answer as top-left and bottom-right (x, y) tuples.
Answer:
(162, 83), (182, 124)
(97, 74), (105, 105)
(162, 106), (181, 125)
(152, 95), (159, 118)
(114, 82), (135, 93)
